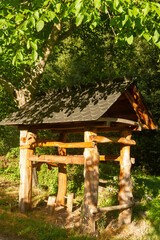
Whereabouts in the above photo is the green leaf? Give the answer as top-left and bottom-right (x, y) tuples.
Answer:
(113, 0), (119, 9)
(76, 13), (84, 26)
(0, 46), (2, 54)
(34, 11), (39, 20)
(143, 32), (151, 41)
(94, 0), (101, 9)
(30, 41), (37, 50)
(75, 0), (83, 15)
(32, 50), (38, 61)
(133, 7), (139, 17)
(56, 3), (61, 13)
(15, 14), (24, 24)
(126, 35), (133, 45)
(12, 55), (16, 65)
(27, 40), (30, 49)
(144, 3), (150, 17)
(36, 20), (44, 32)
(122, 15), (129, 26)
(30, 16), (35, 27)
(153, 30), (159, 43)
(18, 52), (23, 61)
(155, 41), (160, 48)
(48, 11), (56, 20)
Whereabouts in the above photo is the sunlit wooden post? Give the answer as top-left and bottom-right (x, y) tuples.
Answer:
(82, 129), (99, 233)
(56, 132), (67, 206)
(118, 129), (133, 225)
(19, 130), (36, 212)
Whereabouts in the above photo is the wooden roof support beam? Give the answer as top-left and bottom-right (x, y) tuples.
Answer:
(125, 88), (156, 129)
(90, 135), (136, 146)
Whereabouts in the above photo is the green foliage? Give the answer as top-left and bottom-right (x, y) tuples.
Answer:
(37, 164), (58, 195)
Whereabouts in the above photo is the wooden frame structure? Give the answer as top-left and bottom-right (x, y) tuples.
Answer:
(0, 82), (157, 233)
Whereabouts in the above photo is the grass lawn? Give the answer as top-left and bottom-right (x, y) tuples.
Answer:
(0, 158), (160, 240)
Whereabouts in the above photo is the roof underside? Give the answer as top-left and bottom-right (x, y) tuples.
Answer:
(0, 80), (156, 130)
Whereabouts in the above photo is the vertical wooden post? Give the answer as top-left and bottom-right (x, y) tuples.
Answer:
(67, 193), (74, 213)
(118, 129), (133, 225)
(56, 132), (67, 206)
(82, 129), (99, 233)
(19, 130), (36, 213)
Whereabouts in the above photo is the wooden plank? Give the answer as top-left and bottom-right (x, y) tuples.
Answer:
(90, 135), (136, 145)
(20, 140), (94, 149)
(118, 129), (133, 226)
(82, 130), (99, 233)
(56, 133), (67, 207)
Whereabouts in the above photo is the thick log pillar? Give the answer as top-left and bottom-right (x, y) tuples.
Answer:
(118, 129), (133, 225)
(19, 130), (37, 213)
(82, 130), (99, 233)
(56, 133), (67, 206)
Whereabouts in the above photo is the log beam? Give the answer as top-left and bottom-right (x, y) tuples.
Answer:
(82, 129), (99, 233)
(118, 129), (133, 226)
(20, 140), (94, 149)
(56, 133), (67, 207)
(90, 135), (136, 145)
(19, 130), (37, 213)
(29, 155), (121, 164)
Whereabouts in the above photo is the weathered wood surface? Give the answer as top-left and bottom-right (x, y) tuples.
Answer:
(19, 131), (37, 213)
(82, 130), (99, 233)
(91, 202), (138, 214)
(118, 129), (133, 226)
(125, 88), (156, 130)
(47, 196), (56, 215)
(29, 155), (121, 165)
(56, 133), (67, 207)
(67, 193), (74, 213)
(20, 140), (94, 149)
(90, 135), (136, 145)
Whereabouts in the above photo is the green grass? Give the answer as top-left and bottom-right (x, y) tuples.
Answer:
(0, 157), (160, 239)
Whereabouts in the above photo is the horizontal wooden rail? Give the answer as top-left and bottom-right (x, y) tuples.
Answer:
(91, 202), (139, 214)
(90, 135), (136, 145)
(100, 156), (121, 161)
(20, 140), (94, 149)
(29, 155), (121, 165)
(29, 155), (85, 165)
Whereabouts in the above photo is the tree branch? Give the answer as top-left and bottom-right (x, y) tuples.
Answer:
(0, 76), (17, 99)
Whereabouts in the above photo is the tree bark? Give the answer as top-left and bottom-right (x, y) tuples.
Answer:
(82, 130), (99, 233)
(118, 129), (133, 225)
(56, 133), (67, 206)
(19, 130), (36, 212)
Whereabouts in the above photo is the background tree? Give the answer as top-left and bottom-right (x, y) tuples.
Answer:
(0, 0), (160, 107)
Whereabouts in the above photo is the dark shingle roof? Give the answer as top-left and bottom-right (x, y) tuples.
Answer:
(0, 80), (131, 126)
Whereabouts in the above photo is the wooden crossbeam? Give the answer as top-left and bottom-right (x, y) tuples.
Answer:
(90, 135), (136, 145)
(28, 155), (121, 165)
(91, 202), (139, 214)
(20, 140), (94, 149)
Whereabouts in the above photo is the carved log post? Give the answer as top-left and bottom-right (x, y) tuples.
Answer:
(19, 130), (37, 212)
(118, 129), (133, 225)
(82, 130), (99, 233)
(56, 132), (67, 206)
